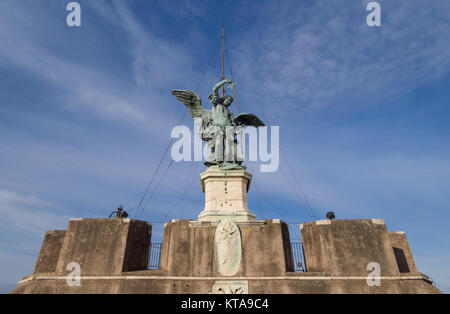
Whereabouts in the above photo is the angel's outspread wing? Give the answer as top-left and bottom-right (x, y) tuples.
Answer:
(233, 113), (265, 127)
(171, 90), (206, 119)
(171, 89), (213, 140)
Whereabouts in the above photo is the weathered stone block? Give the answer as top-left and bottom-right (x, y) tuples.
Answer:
(301, 219), (400, 276)
(389, 231), (418, 274)
(33, 230), (66, 274)
(54, 218), (151, 276)
(160, 219), (293, 277)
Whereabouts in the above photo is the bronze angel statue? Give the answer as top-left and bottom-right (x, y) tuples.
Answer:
(171, 79), (265, 170)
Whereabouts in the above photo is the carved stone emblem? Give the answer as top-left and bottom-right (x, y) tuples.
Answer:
(215, 219), (242, 276)
(211, 280), (248, 294)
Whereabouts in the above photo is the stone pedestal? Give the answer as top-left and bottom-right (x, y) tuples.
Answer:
(198, 166), (256, 222)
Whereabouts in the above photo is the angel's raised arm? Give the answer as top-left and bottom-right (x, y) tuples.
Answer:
(212, 78), (232, 97)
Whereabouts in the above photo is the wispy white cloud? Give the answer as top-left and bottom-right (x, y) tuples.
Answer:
(0, 188), (69, 284)
(0, 0), (195, 134)
(111, 0), (197, 88)
(232, 0), (450, 118)
(0, 189), (69, 236)
(157, 0), (209, 19)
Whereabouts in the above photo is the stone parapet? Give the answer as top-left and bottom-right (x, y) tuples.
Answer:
(53, 218), (151, 276)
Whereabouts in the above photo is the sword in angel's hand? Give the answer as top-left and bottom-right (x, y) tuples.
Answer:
(227, 81), (241, 110)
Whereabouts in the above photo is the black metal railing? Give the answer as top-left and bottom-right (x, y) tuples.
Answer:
(148, 243), (162, 269)
(147, 242), (306, 272)
(290, 242), (307, 272)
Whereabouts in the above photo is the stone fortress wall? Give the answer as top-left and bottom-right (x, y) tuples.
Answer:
(11, 166), (441, 294)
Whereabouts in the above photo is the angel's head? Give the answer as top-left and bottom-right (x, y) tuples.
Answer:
(208, 94), (233, 107)
(222, 95), (233, 107)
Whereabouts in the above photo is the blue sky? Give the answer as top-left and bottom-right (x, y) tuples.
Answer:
(0, 0), (449, 293)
